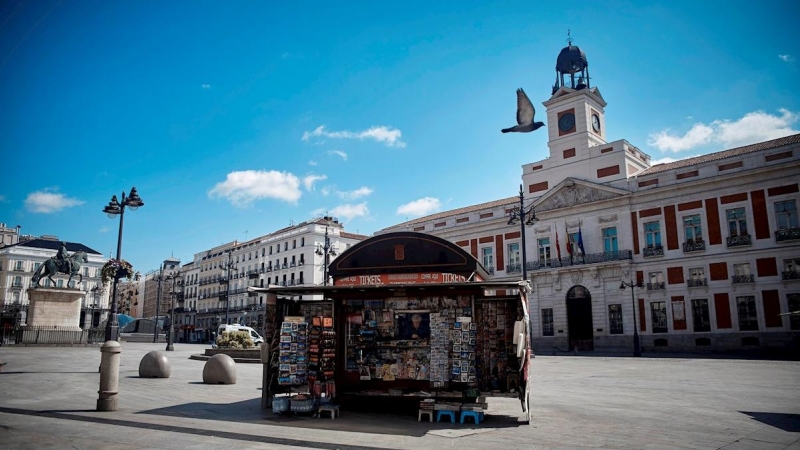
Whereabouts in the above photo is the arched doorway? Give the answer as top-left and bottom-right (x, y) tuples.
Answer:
(567, 285), (593, 351)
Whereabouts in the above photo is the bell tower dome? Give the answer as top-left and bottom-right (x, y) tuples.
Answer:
(552, 34), (590, 95)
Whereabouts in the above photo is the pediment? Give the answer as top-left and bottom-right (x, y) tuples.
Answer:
(534, 178), (629, 212)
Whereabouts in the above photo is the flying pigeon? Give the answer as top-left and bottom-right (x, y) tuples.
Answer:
(501, 88), (545, 133)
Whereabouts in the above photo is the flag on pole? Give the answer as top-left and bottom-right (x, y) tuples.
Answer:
(577, 222), (586, 255)
(565, 222), (573, 257)
(555, 227), (562, 260)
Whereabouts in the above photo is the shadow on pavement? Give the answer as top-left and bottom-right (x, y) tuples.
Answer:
(741, 411), (800, 432)
(138, 397), (527, 437)
(0, 371), (98, 375)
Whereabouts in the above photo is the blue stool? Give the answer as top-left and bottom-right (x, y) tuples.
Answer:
(460, 410), (484, 424)
(436, 410), (457, 423)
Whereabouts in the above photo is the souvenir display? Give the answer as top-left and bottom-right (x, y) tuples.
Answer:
(278, 317), (308, 386)
(474, 300), (521, 392)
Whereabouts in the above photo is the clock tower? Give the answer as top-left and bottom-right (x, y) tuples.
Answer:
(542, 38), (608, 156)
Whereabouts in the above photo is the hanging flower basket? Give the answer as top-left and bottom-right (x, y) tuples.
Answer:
(101, 259), (134, 283)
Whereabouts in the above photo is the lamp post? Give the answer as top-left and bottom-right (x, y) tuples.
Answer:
(315, 227), (337, 286)
(102, 187), (144, 342)
(507, 184), (539, 282)
(154, 266), (163, 343)
(221, 249), (236, 325)
(620, 279), (642, 357)
(166, 275), (178, 351)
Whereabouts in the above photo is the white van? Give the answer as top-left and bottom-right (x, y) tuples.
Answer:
(217, 324), (264, 345)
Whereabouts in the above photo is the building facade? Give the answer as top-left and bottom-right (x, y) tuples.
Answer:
(186, 216), (367, 342)
(381, 41), (800, 354)
(0, 236), (109, 328)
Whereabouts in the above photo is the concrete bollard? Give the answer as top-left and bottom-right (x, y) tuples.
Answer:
(139, 351), (171, 378)
(97, 340), (121, 411)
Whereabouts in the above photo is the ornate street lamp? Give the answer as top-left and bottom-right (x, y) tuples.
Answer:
(102, 187), (144, 342)
(221, 249), (236, 325)
(315, 227), (337, 286)
(507, 184), (539, 282)
(166, 275), (179, 351)
(620, 279), (643, 357)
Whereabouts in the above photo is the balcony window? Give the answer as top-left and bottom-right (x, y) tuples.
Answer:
(788, 294), (800, 330)
(507, 242), (520, 272)
(537, 238), (551, 265)
(14, 261), (24, 271)
(481, 247), (494, 272)
(647, 272), (665, 290)
(608, 304), (623, 334)
(737, 296), (759, 331)
(12, 276), (22, 288)
(602, 227), (618, 253)
(732, 263), (754, 283)
(683, 215), (704, 251)
(643, 222), (663, 256)
(301, 237), (305, 247)
(541, 308), (554, 336)
(650, 301), (668, 333)
(688, 267), (707, 287)
(724, 207), (750, 247)
(775, 200), (800, 241)
(783, 258), (800, 281)
(691, 299), (711, 332)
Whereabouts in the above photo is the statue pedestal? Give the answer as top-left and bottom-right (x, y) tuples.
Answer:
(23, 288), (86, 344)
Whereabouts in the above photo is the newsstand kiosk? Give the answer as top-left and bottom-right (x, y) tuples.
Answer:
(253, 232), (532, 423)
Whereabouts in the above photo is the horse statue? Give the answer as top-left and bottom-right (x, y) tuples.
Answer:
(31, 251), (88, 287)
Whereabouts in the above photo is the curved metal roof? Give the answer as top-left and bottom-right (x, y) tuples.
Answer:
(327, 231), (491, 280)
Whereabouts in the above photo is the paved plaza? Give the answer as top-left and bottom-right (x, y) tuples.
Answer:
(0, 343), (798, 449)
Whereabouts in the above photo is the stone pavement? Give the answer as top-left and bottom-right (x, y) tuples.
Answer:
(0, 343), (798, 449)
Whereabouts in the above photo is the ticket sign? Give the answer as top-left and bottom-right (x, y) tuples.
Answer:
(333, 272), (478, 286)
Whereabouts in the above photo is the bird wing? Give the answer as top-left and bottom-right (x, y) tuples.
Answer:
(516, 88), (535, 125)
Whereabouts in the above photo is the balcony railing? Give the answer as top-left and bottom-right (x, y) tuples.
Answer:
(782, 271), (800, 281)
(776, 228), (800, 242)
(646, 282), (665, 291)
(687, 278), (708, 287)
(726, 235), (752, 247)
(506, 263), (522, 274)
(643, 246), (664, 257)
(683, 240), (706, 253)
(526, 250), (632, 271)
(485, 266), (494, 275)
(732, 274), (754, 284)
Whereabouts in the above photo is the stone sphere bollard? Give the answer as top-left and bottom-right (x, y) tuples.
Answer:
(139, 351), (171, 378)
(203, 354), (237, 384)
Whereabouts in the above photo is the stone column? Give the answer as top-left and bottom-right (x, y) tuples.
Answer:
(97, 340), (121, 411)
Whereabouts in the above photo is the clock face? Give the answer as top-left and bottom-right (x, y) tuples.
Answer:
(558, 112), (576, 132)
(592, 114), (601, 132)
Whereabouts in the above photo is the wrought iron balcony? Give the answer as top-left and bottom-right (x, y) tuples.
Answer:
(485, 266), (494, 275)
(776, 228), (800, 242)
(643, 246), (664, 257)
(683, 240), (706, 253)
(732, 274), (754, 284)
(526, 250), (633, 271)
(782, 271), (800, 281)
(646, 282), (665, 291)
(298, 260), (304, 266)
(290, 262), (296, 268)
(687, 278), (708, 287)
(506, 263), (522, 274)
(726, 235), (752, 247)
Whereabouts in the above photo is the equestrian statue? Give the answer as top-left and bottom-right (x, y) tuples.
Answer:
(31, 242), (88, 287)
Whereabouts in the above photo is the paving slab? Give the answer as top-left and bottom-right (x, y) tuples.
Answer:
(0, 343), (799, 449)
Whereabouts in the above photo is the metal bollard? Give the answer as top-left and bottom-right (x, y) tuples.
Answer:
(97, 340), (121, 411)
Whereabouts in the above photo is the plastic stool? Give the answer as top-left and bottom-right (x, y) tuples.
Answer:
(460, 410), (483, 424)
(418, 409), (434, 422)
(318, 404), (340, 419)
(436, 410), (456, 423)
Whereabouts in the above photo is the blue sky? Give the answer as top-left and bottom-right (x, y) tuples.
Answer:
(1, 0), (798, 273)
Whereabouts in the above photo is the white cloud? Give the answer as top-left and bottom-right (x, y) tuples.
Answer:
(328, 150), (348, 161)
(648, 109), (799, 153)
(99, 226), (110, 233)
(202, 84), (211, 89)
(24, 189), (84, 213)
(330, 202), (369, 221)
(396, 197), (441, 218)
(647, 123), (714, 153)
(302, 125), (406, 148)
(337, 187), (373, 200)
(778, 54), (794, 62)
(0, 194), (6, 203)
(320, 186), (331, 196)
(308, 160), (318, 166)
(208, 170), (301, 207)
(303, 174), (327, 191)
